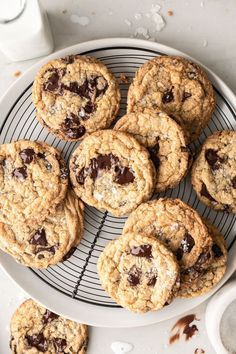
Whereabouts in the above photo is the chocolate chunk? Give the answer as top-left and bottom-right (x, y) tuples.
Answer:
(205, 149), (224, 170)
(62, 246), (77, 261)
(232, 176), (236, 189)
(26, 333), (48, 352)
(212, 244), (223, 258)
(63, 80), (92, 99)
(42, 309), (59, 325)
(65, 126), (86, 139)
(127, 266), (140, 286)
(19, 149), (35, 164)
(36, 245), (56, 255)
(62, 113), (86, 139)
(37, 152), (46, 159)
(130, 244), (152, 259)
(29, 228), (47, 246)
(200, 183), (217, 202)
(148, 142), (160, 169)
(182, 92), (192, 102)
(181, 234), (195, 253)
(78, 102), (96, 120)
(76, 167), (86, 185)
(53, 338), (67, 353)
(176, 234), (195, 260)
(147, 275), (157, 286)
(96, 153), (118, 170)
(44, 71), (60, 92)
(12, 166), (27, 180)
(162, 88), (174, 103)
(114, 166), (135, 185)
(0, 159), (6, 166)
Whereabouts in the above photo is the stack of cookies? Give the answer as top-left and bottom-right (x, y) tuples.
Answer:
(1, 53), (234, 318)
(0, 140), (84, 268)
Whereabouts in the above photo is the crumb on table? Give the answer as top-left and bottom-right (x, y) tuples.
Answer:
(168, 10), (174, 16)
(13, 71), (22, 77)
(62, 9), (67, 14)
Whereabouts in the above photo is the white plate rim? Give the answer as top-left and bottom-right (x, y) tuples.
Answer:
(0, 37), (236, 328)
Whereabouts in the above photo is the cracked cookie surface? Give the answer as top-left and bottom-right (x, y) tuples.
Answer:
(0, 140), (68, 226)
(127, 56), (215, 142)
(0, 190), (84, 268)
(32, 55), (120, 141)
(192, 130), (236, 213)
(10, 299), (88, 354)
(69, 130), (155, 216)
(97, 232), (180, 313)
(178, 221), (227, 298)
(123, 198), (213, 270)
(114, 110), (189, 192)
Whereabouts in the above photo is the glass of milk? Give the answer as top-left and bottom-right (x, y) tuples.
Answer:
(0, 0), (54, 61)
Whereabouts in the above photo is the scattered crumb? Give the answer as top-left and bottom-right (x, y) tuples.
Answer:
(62, 9), (67, 14)
(124, 19), (132, 26)
(119, 74), (130, 84)
(134, 26), (150, 39)
(13, 71), (21, 77)
(134, 13), (142, 20)
(203, 39), (208, 47)
(168, 10), (174, 16)
(194, 349), (205, 354)
(91, 11), (96, 16)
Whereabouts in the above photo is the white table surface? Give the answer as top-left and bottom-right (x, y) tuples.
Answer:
(0, 1), (235, 353)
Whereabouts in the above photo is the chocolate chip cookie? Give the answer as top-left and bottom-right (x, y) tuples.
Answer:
(178, 221), (227, 298)
(0, 190), (83, 268)
(0, 140), (68, 226)
(127, 56), (215, 142)
(97, 232), (180, 313)
(192, 130), (236, 213)
(32, 55), (120, 141)
(69, 130), (155, 216)
(114, 110), (189, 192)
(123, 198), (213, 270)
(10, 299), (88, 353)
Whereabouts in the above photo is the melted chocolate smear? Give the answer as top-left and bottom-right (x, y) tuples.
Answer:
(147, 275), (157, 286)
(53, 338), (67, 353)
(162, 88), (174, 104)
(127, 266), (141, 286)
(62, 246), (77, 261)
(29, 228), (47, 246)
(62, 113), (86, 139)
(62, 76), (108, 100)
(26, 333), (48, 352)
(114, 166), (135, 185)
(176, 234), (195, 261)
(12, 166), (27, 180)
(130, 244), (152, 259)
(148, 142), (160, 169)
(232, 176), (236, 189)
(66, 125), (86, 139)
(182, 92), (192, 102)
(42, 309), (59, 325)
(200, 183), (217, 202)
(205, 149), (224, 170)
(212, 244), (223, 258)
(169, 314), (199, 344)
(19, 149), (35, 164)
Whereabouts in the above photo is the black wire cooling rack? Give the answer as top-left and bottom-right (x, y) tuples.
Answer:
(0, 46), (235, 307)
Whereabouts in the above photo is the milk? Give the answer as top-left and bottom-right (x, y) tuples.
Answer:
(0, 0), (53, 61)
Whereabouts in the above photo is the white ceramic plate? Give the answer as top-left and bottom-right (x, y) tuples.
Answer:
(0, 38), (235, 328)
